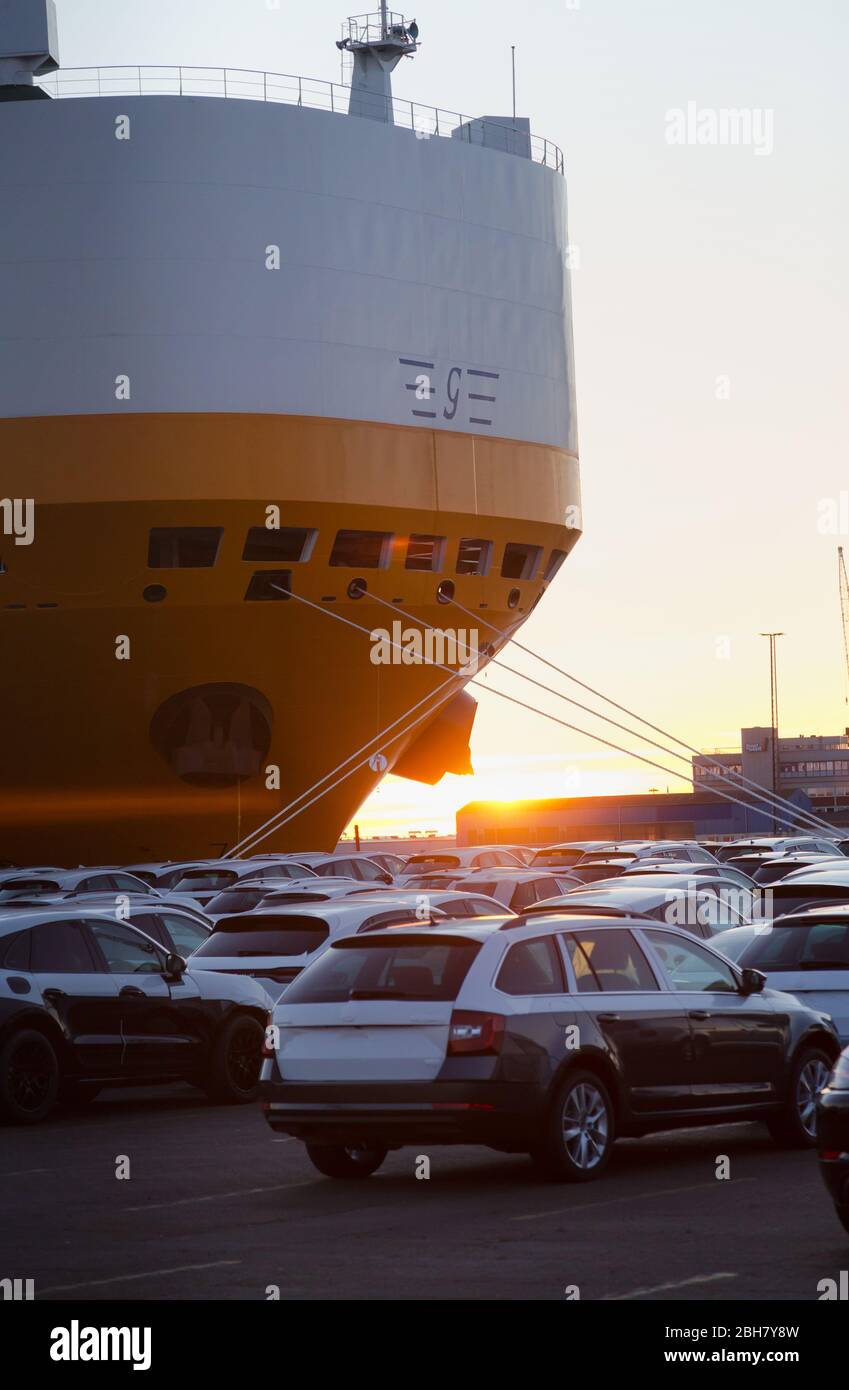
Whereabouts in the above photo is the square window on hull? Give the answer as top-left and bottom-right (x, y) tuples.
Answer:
(544, 549), (568, 583)
(242, 527), (317, 563)
(148, 528), (223, 568)
(244, 569), (292, 601)
(406, 535), (446, 571)
(501, 542), (543, 581)
(456, 538), (493, 576)
(329, 530), (392, 568)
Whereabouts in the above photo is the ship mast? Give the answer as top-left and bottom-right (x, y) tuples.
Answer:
(337, 9), (419, 123)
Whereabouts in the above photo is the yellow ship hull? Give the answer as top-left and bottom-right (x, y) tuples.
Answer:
(1, 413), (580, 864)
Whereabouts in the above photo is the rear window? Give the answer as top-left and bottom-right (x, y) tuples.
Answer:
(173, 871), (238, 891)
(570, 864), (630, 884)
(263, 892), (331, 904)
(533, 849), (585, 867)
(193, 914), (329, 958)
(739, 921), (849, 971)
(769, 885), (849, 918)
(0, 879), (61, 899)
(405, 855), (461, 870)
(283, 937), (481, 1003)
(205, 889), (268, 914)
(579, 852), (636, 865)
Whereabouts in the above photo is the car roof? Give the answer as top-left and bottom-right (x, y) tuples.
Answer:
(0, 904), (160, 937)
(615, 872), (745, 888)
(455, 867), (563, 880)
(547, 884), (692, 910)
(330, 912), (719, 947)
(215, 899), (423, 926)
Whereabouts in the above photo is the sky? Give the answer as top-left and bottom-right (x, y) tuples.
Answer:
(52, 1), (849, 835)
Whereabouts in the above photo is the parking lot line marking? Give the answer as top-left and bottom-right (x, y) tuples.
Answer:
(605, 1272), (738, 1300)
(511, 1177), (755, 1223)
(39, 1260), (241, 1295)
(123, 1179), (317, 1212)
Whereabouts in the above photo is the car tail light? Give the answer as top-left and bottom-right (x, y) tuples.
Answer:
(820, 1150), (849, 1161)
(447, 1010), (504, 1056)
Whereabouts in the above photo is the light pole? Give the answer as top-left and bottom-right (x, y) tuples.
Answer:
(760, 631), (784, 831)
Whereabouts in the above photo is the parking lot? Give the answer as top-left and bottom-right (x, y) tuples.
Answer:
(3, 1088), (845, 1302)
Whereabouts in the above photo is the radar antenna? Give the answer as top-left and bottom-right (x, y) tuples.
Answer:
(337, 8), (419, 123)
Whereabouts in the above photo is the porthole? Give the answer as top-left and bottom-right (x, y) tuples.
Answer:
(348, 578), (367, 599)
(437, 579), (455, 605)
(507, 588), (521, 609)
(143, 585), (167, 603)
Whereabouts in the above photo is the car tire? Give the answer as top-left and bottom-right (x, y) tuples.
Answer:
(530, 1069), (614, 1182)
(0, 1028), (60, 1125)
(766, 1047), (833, 1149)
(204, 1015), (264, 1104)
(305, 1143), (388, 1180)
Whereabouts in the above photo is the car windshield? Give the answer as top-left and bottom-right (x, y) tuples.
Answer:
(739, 921), (849, 971)
(192, 915), (329, 958)
(283, 936), (481, 1003)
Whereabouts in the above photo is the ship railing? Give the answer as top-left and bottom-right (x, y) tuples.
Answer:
(342, 11), (410, 45)
(35, 65), (565, 172)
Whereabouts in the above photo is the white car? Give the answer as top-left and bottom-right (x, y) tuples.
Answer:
(336, 888), (514, 921)
(452, 869), (584, 914)
(187, 900), (429, 998)
(397, 847), (524, 883)
(168, 860), (321, 908)
(718, 904), (849, 1043)
(539, 881), (751, 936)
(202, 876), (318, 921)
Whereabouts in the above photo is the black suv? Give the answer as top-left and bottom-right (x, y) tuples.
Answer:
(0, 906), (269, 1123)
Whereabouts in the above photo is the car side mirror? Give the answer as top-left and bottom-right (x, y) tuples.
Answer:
(164, 952), (187, 980)
(739, 967), (766, 995)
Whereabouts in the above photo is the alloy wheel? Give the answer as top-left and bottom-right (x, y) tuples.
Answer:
(562, 1081), (610, 1170)
(797, 1058), (830, 1138)
(227, 1025), (261, 1092)
(8, 1037), (54, 1113)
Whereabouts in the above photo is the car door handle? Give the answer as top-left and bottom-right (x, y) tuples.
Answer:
(42, 988), (67, 1003)
(119, 986), (145, 998)
(688, 1010), (710, 1021)
(597, 1012), (621, 1022)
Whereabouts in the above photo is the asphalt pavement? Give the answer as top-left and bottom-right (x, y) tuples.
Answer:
(2, 1085), (846, 1301)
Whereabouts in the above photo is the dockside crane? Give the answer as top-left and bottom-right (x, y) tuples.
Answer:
(839, 547), (849, 703)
